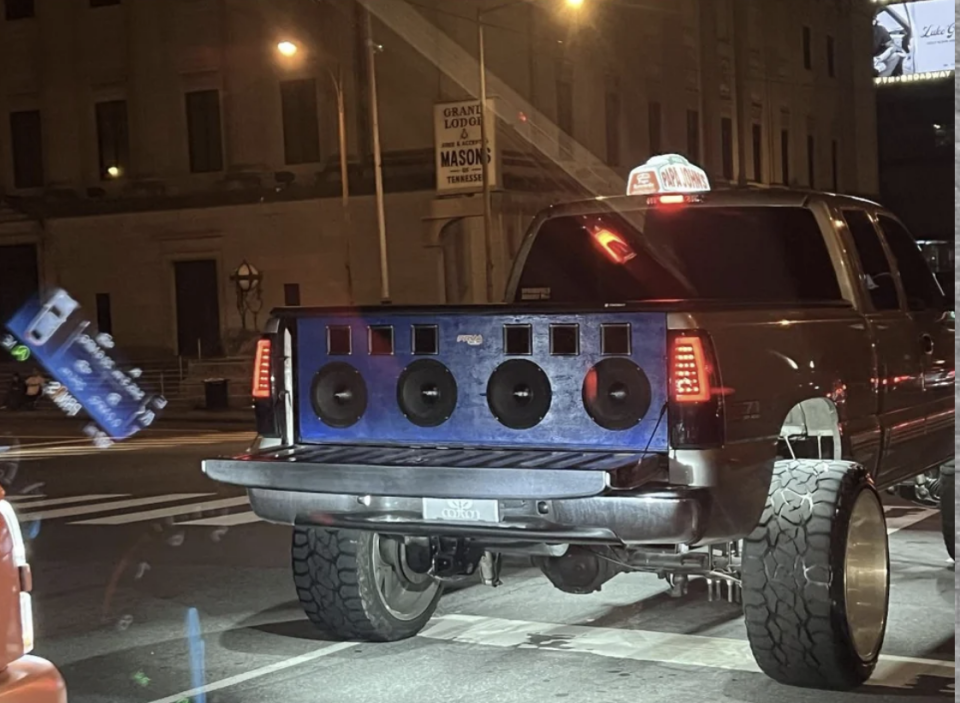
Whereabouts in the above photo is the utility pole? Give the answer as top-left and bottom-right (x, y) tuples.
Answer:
(364, 9), (390, 303)
(477, 8), (495, 303)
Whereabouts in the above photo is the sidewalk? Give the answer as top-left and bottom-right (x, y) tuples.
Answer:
(0, 407), (255, 425)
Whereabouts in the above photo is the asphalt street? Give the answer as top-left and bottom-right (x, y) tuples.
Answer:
(0, 415), (954, 703)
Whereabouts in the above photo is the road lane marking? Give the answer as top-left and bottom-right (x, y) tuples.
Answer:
(72, 496), (250, 525)
(18, 494), (213, 521)
(419, 614), (954, 690)
(886, 507), (938, 535)
(145, 640), (359, 703)
(7, 494), (127, 509)
(178, 511), (263, 527)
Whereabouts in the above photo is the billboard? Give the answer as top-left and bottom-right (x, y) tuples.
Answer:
(874, 0), (955, 85)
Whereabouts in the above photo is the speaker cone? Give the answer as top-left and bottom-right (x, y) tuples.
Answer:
(397, 359), (458, 427)
(582, 358), (651, 431)
(487, 359), (552, 430)
(311, 362), (368, 428)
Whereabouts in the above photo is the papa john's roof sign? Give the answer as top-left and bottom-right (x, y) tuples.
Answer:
(626, 155), (711, 196)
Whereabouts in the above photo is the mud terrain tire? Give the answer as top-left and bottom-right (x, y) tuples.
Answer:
(292, 527), (442, 641)
(742, 459), (889, 690)
(941, 463), (955, 560)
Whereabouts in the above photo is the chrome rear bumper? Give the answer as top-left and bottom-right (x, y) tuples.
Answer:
(203, 445), (710, 545)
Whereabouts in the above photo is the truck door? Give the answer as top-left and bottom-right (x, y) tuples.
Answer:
(874, 215), (955, 473)
(840, 209), (925, 486)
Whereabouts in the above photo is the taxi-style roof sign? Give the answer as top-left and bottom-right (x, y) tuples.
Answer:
(626, 154), (711, 196)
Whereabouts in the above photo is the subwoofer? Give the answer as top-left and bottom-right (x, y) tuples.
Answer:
(397, 359), (458, 427)
(582, 358), (651, 431)
(487, 359), (552, 430)
(311, 362), (368, 428)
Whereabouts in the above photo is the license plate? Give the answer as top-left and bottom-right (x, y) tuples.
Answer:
(422, 498), (500, 524)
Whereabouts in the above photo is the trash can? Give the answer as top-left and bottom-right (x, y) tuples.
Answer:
(204, 378), (229, 410)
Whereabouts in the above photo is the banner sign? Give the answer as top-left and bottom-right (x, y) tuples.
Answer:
(434, 99), (498, 193)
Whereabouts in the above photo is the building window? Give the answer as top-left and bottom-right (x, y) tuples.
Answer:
(806, 134), (815, 188)
(280, 78), (321, 165)
(648, 101), (662, 155)
(90, 0), (120, 6)
(4, 0), (33, 20)
(802, 26), (812, 70)
(185, 90), (224, 174)
(10, 110), (43, 189)
(284, 284), (301, 307)
(686, 110), (700, 163)
(556, 77), (574, 159)
(720, 117), (734, 181)
(605, 89), (621, 167)
(780, 129), (790, 184)
(95, 100), (130, 180)
(831, 139), (839, 192)
(752, 123), (763, 182)
(96, 293), (113, 336)
(826, 35), (836, 78)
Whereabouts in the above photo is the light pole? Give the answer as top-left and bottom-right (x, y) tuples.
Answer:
(477, 0), (584, 302)
(364, 11), (391, 304)
(276, 40), (354, 303)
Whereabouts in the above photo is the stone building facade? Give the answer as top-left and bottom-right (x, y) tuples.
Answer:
(0, 0), (879, 358)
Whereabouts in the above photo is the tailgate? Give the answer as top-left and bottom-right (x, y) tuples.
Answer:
(293, 310), (668, 455)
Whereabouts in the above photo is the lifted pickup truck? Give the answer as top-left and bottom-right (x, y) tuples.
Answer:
(204, 182), (954, 691)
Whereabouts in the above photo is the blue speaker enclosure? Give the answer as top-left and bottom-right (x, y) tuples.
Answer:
(295, 310), (668, 453)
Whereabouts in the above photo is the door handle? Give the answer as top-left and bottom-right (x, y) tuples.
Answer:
(920, 334), (934, 355)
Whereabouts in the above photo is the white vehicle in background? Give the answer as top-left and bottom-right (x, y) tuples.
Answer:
(0, 489), (67, 702)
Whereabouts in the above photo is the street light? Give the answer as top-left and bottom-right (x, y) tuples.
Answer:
(231, 260), (263, 331)
(277, 41), (299, 57)
(477, 0), (584, 301)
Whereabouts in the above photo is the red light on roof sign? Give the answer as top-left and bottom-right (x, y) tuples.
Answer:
(627, 154), (710, 197)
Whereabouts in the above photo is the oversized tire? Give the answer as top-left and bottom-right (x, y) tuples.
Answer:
(742, 459), (889, 690)
(292, 527), (442, 641)
(941, 463), (955, 560)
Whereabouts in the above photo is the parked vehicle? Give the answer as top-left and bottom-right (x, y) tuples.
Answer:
(0, 487), (67, 702)
(204, 157), (955, 691)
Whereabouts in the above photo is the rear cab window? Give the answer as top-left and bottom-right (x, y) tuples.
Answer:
(514, 205), (845, 305)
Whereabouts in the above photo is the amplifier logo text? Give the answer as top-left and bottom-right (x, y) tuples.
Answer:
(456, 334), (484, 346)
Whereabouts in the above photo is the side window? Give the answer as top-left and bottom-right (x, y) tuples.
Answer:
(842, 210), (899, 311)
(876, 216), (945, 312)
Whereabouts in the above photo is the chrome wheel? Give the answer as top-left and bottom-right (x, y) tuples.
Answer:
(843, 488), (889, 662)
(372, 534), (440, 621)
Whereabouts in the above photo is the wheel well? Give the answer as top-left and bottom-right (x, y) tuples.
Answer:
(777, 398), (843, 461)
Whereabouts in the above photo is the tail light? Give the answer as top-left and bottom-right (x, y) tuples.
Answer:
(252, 338), (272, 399)
(668, 331), (725, 448)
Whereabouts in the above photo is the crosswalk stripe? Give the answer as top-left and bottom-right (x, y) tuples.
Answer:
(886, 507), (938, 535)
(8, 494), (127, 510)
(420, 614), (953, 690)
(72, 496), (250, 525)
(5, 495), (47, 502)
(18, 494), (213, 521)
(177, 511), (262, 527)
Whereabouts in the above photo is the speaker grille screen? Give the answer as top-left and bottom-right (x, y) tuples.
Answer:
(601, 324), (631, 355)
(369, 325), (394, 355)
(412, 325), (439, 355)
(550, 324), (579, 356)
(311, 362), (368, 428)
(487, 359), (552, 429)
(327, 326), (352, 355)
(504, 325), (533, 355)
(583, 358), (651, 430)
(397, 359), (458, 427)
